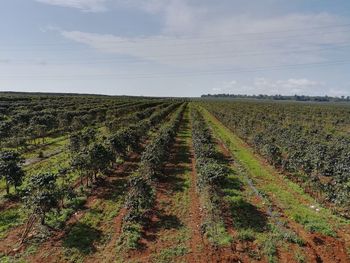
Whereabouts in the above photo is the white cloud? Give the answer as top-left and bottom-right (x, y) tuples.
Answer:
(254, 78), (324, 94)
(58, 11), (349, 70)
(30, 1), (350, 96)
(34, 0), (196, 17)
(35, 0), (108, 12)
(0, 59), (11, 64)
(216, 78), (327, 96)
(213, 80), (238, 92)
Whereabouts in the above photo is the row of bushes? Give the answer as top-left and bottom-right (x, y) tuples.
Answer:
(1, 96), (162, 149)
(190, 107), (231, 246)
(118, 103), (186, 249)
(202, 101), (350, 216)
(106, 103), (181, 159)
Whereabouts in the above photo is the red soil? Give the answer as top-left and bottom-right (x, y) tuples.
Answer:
(0, 199), (18, 212)
(84, 207), (127, 263)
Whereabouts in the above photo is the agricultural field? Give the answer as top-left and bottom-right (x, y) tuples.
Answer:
(0, 93), (350, 263)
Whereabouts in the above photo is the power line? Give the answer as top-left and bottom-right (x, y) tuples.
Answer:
(1, 59), (349, 80)
(2, 42), (350, 65)
(2, 22), (350, 48)
(1, 25), (350, 52)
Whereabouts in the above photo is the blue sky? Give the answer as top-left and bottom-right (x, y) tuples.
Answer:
(1, 0), (350, 97)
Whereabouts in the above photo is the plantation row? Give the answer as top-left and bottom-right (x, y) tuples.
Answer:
(0, 102), (176, 195)
(105, 102), (169, 133)
(106, 102), (180, 159)
(190, 107), (231, 245)
(0, 93), (164, 149)
(201, 100), (350, 216)
(69, 102), (179, 188)
(1, 95), (350, 262)
(119, 103), (186, 250)
(0, 99), (181, 244)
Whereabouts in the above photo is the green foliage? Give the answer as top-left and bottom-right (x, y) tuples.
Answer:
(0, 208), (24, 238)
(119, 103), (186, 250)
(202, 219), (233, 246)
(63, 222), (101, 254)
(106, 103), (180, 160)
(237, 228), (256, 241)
(196, 158), (227, 190)
(191, 109), (226, 190)
(124, 175), (155, 222)
(88, 143), (113, 174)
(117, 222), (142, 250)
(152, 245), (188, 263)
(294, 249), (306, 263)
(23, 172), (61, 225)
(0, 150), (24, 194)
(201, 100), (350, 212)
(190, 107), (232, 246)
(200, 107), (340, 238)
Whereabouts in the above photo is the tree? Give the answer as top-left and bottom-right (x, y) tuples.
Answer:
(71, 151), (90, 186)
(24, 172), (61, 225)
(107, 131), (129, 160)
(263, 143), (282, 166)
(69, 132), (82, 154)
(81, 127), (97, 148)
(0, 151), (24, 195)
(71, 116), (84, 131)
(30, 115), (57, 143)
(88, 143), (113, 180)
(57, 168), (75, 208)
(197, 159), (227, 190)
(124, 175), (155, 221)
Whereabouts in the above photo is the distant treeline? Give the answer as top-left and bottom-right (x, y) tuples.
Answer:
(201, 94), (350, 102)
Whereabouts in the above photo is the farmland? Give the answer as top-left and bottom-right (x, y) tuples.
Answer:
(0, 93), (350, 263)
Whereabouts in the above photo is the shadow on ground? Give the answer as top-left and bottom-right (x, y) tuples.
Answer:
(63, 222), (102, 254)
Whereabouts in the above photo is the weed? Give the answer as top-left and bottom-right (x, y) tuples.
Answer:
(294, 249), (306, 263)
(153, 245), (188, 263)
(0, 207), (24, 238)
(117, 222), (142, 250)
(237, 228), (256, 241)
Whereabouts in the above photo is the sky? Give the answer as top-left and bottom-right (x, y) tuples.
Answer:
(1, 0), (350, 97)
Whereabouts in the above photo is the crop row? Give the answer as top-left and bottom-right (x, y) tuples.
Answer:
(0, 101), (181, 241)
(190, 107), (231, 245)
(118, 103), (186, 249)
(202, 101), (350, 216)
(0, 95), (163, 149)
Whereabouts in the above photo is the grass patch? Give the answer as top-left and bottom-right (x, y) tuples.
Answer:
(63, 196), (123, 261)
(116, 221), (143, 250)
(199, 187), (233, 246)
(149, 109), (192, 262)
(237, 228), (256, 241)
(220, 170), (267, 243)
(45, 195), (87, 229)
(63, 222), (102, 256)
(152, 227), (190, 263)
(0, 207), (25, 238)
(152, 245), (188, 263)
(0, 255), (27, 263)
(203, 219), (232, 246)
(294, 248), (306, 263)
